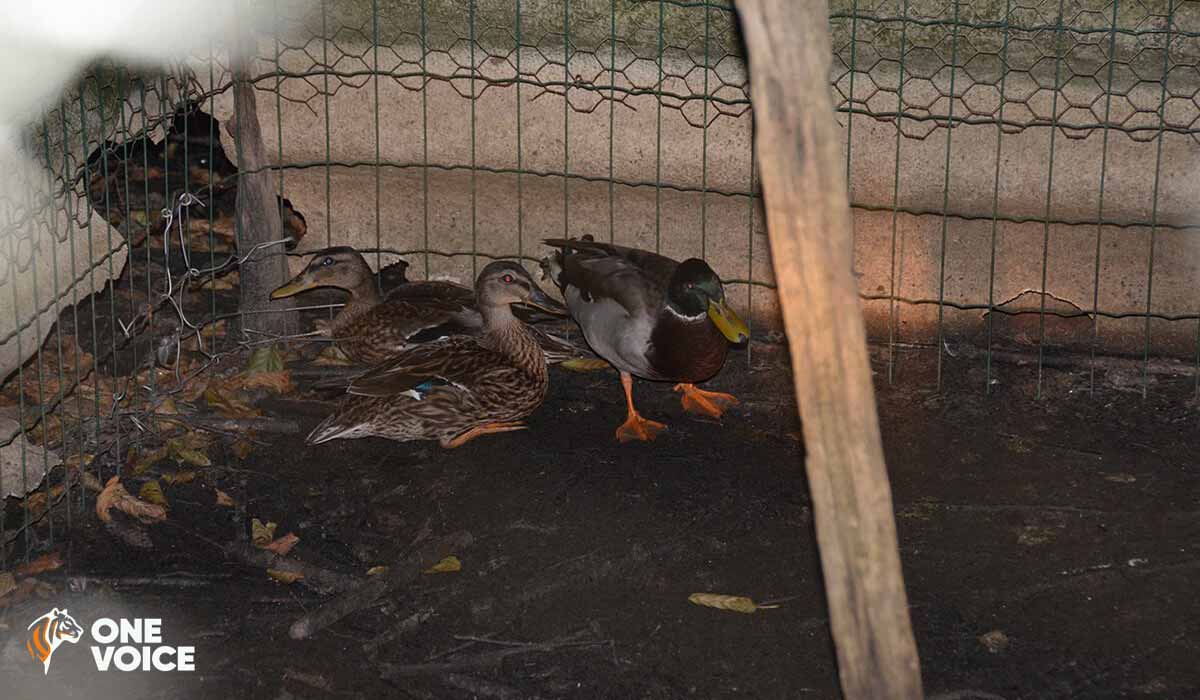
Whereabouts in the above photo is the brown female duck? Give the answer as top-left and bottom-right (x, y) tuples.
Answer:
(271, 247), (587, 365)
(306, 261), (562, 447)
(271, 247), (482, 364)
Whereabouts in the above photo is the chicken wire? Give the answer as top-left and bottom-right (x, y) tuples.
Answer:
(3, 0), (1199, 561)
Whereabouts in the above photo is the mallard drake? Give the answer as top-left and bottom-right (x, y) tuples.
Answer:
(306, 261), (562, 447)
(271, 247), (585, 365)
(543, 237), (750, 442)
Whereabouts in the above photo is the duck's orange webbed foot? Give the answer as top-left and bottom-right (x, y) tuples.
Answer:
(442, 421), (527, 448)
(614, 370), (667, 443)
(674, 383), (739, 419)
(615, 410), (667, 443)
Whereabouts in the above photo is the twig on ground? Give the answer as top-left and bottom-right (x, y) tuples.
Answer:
(426, 632), (502, 661)
(67, 573), (231, 592)
(282, 669), (333, 693)
(362, 608), (434, 655)
(173, 415), (300, 434)
(441, 673), (537, 700)
(223, 541), (356, 595)
(289, 530), (473, 640)
(939, 341), (1198, 379)
(379, 630), (603, 678)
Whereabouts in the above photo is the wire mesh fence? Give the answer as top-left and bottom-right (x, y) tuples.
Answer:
(831, 0), (1200, 396)
(2, 0), (1199, 563)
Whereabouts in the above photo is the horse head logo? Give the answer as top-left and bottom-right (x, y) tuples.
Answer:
(26, 608), (84, 674)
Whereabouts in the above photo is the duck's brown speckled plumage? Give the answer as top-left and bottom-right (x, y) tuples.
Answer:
(328, 283), (477, 365)
(273, 247), (481, 364)
(306, 261), (558, 447)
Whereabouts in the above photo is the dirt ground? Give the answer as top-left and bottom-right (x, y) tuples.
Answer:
(2, 337), (1199, 699)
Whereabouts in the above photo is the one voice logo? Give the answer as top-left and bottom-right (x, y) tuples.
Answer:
(26, 609), (83, 674)
(26, 608), (196, 674)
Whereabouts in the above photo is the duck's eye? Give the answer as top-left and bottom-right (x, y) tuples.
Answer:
(321, 257), (335, 267)
(502, 274), (514, 284)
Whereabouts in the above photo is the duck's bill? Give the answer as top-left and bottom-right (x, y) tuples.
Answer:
(270, 273), (315, 300)
(708, 299), (750, 343)
(521, 285), (569, 315)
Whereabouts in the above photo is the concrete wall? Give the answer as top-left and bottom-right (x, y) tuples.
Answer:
(227, 0), (1200, 357)
(0, 81), (130, 385)
(832, 1), (1200, 357)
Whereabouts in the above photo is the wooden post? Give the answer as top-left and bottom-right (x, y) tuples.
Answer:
(230, 26), (297, 339)
(735, 1), (924, 697)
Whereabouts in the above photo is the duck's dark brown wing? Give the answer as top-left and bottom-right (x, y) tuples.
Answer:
(346, 336), (504, 397)
(384, 280), (476, 305)
(335, 298), (481, 363)
(543, 238), (677, 314)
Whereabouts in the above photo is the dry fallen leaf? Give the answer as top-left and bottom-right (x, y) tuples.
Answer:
(230, 439), (254, 460)
(62, 453), (95, 470)
(155, 397), (179, 415)
(366, 565), (388, 576)
(16, 552), (64, 578)
(161, 470), (197, 485)
(236, 370), (293, 394)
(178, 376), (209, 403)
(247, 346), (285, 374)
(14, 337), (94, 405)
(264, 532), (300, 556)
(22, 491), (47, 514)
(0, 572), (16, 599)
(138, 480), (169, 509)
(198, 275), (236, 291)
(180, 431), (212, 449)
(687, 593), (779, 614)
(979, 630), (1010, 654)
(201, 320), (228, 340)
(423, 556), (462, 574)
(21, 484), (65, 515)
(167, 438), (211, 468)
(95, 476), (167, 524)
(251, 518), (278, 547)
(26, 415), (65, 449)
(0, 578), (37, 608)
(312, 345), (353, 366)
(267, 569), (303, 584)
(204, 384), (259, 419)
(175, 447), (211, 468)
(131, 445), (169, 475)
(214, 489), (236, 507)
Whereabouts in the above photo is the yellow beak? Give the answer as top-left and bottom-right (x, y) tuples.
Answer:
(707, 298), (750, 344)
(270, 273), (316, 300)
